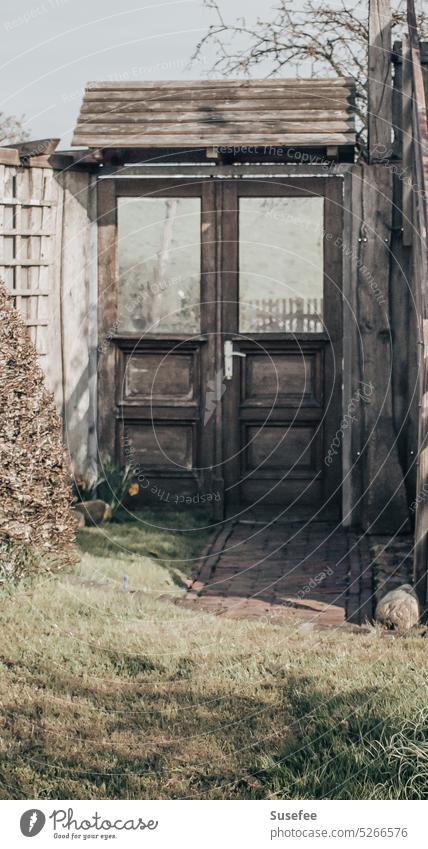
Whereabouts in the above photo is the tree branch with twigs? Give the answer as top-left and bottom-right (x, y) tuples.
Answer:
(193, 0), (428, 156)
(0, 112), (30, 146)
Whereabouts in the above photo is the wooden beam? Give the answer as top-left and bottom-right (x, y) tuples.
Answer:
(0, 147), (20, 165)
(6, 138), (60, 158)
(342, 169), (362, 527)
(402, 33), (413, 245)
(353, 164), (409, 532)
(97, 179), (117, 459)
(408, 0), (428, 609)
(99, 163), (354, 179)
(368, 0), (393, 161)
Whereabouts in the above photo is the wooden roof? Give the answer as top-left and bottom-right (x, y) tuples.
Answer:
(72, 79), (356, 149)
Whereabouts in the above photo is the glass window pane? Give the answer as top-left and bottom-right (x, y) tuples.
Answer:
(239, 197), (324, 332)
(117, 197), (201, 333)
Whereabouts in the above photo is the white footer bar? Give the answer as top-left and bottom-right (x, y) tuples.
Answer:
(2, 800), (421, 848)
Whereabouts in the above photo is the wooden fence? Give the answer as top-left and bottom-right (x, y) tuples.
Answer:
(241, 297), (324, 332)
(0, 156), (61, 392)
(0, 151), (96, 477)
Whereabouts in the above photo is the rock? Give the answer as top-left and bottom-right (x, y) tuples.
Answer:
(72, 509), (85, 530)
(73, 500), (112, 526)
(374, 584), (419, 631)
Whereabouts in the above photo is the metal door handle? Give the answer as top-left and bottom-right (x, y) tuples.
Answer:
(224, 339), (246, 380)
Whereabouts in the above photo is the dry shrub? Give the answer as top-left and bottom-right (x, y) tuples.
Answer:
(0, 282), (78, 582)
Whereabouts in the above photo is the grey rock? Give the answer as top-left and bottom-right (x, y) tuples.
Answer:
(375, 584), (419, 631)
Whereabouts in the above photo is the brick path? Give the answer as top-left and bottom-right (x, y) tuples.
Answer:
(179, 520), (413, 629)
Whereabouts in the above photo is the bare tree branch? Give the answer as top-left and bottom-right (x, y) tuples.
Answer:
(0, 113), (30, 146)
(193, 0), (428, 157)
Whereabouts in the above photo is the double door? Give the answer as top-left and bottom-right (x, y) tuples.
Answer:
(99, 176), (343, 519)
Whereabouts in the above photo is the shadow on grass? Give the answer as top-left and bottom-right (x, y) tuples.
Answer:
(1, 666), (426, 800)
(256, 675), (428, 800)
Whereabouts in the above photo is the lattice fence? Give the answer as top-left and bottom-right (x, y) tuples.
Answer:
(0, 161), (61, 369)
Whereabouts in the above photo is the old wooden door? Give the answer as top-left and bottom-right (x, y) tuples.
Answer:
(99, 176), (342, 519)
(219, 178), (343, 519)
(99, 179), (219, 511)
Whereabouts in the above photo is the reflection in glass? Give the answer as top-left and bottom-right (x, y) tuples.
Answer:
(118, 197), (201, 333)
(239, 197), (324, 332)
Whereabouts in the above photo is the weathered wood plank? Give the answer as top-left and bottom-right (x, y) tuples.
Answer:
(76, 118), (354, 130)
(77, 115), (354, 131)
(49, 171), (64, 411)
(0, 148), (20, 165)
(402, 34), (413, 245)
(6, 138), (60, 157)
(0, 197), (53, 207)
(56, 169), (92, 475)
(83, 94), (354, 108)
(2, 259), (50, 266)
(355, 164), (409, 532)
(87, 79), (354, 92)
(389, 162), (418, 518)
(74, 133), (355, 148)
(87, 78), (355, 89)
(342, 169), (363, 527)
(408, 0), (428, 609)
(97, 179), (117, 459)
(368, 0), (392, 161)
(81, 103), (351, 117)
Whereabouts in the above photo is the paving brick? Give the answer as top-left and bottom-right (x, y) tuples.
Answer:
(179, 521), (406, 629)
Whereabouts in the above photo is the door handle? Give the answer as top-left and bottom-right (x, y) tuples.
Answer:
(224, 339), (246, 380)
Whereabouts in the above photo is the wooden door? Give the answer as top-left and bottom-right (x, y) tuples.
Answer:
(98, 176), (342, 519)
(98, 179), (220, 510)
(220, 178), (343, 519)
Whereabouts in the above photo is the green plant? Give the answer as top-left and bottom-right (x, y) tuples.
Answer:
(73, 458), (139, 518)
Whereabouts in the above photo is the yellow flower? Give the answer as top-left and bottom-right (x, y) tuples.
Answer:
(128, 483), (139, 496)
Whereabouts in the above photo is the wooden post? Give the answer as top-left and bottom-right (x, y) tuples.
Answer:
(408, 0), (428, 611)
(356, 165), (409, 532)
(368, 0), (393, 162)
(402, 34), (413, 246)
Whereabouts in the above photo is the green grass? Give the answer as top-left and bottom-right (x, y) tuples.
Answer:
(0, 512), (427, 800)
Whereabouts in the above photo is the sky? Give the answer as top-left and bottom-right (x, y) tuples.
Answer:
(0, 0), (280, 148)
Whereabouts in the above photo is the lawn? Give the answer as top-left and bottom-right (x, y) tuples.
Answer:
(0, 512), (427, 800)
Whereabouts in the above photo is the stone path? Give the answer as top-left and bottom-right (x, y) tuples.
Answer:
(179, 520), (413, 629)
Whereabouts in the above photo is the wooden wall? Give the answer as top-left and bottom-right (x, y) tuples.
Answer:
(343, 164), (415, 533)
(0, 153), (97, 477)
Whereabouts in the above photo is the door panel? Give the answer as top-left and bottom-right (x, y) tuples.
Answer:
(122, 350), (197, 403)
(244, 424), (319, 471)
(241, 347), (323, 407)
(125, 422), (195, 469)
